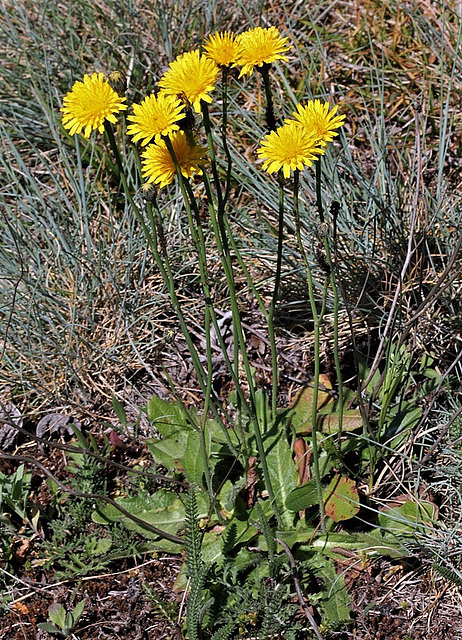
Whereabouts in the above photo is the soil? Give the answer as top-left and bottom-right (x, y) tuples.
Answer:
(3, 545), (462, 639)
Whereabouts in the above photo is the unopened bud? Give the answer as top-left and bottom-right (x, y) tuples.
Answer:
(108, 71), (127, 95)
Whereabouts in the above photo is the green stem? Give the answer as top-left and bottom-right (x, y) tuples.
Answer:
(259, 63), (277, 132)
(161, 137), (246, 463)
(183, 173), (253, 419)
(200, 108), (258, 406)
(220, 66), (233, 208)
(201, 304), (214, 497)
(216, 68), (245, 440)
(104, 120), (125, 177)
(74, 135), (93, 259)
(106, 125), (237, 468)
(197, 118), (281, 522)
(201, 101), (223, 211)
(223, 216), (268, 316)
(315, 161), (344, 438)
(293, 169), (325, 527)
(257, 64), (284, 420)
(267, 170), (285, 418)
(200, 174), (280, 520)
(201, 100), (251, 409)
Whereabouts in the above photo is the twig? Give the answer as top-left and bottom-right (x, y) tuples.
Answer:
(276, 537), (324, 640)
(362, 106), (422, 390)
(178, 577), (190, 626)
(417, 404), (462, 466)
(0, 452), (183, 544)
(0, 418), (186, 487)
(7, 557), (177, 606)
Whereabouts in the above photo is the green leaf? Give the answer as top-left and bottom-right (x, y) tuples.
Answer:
(357, 355), (381, 396)
(385, 404), (421, 449)
(182, 430), (204, 486)
(201, 530), (225, 565)
(93, 490), (185, 536)
(266, 430), (298, 528)
(91, 536), (112, 555)
(310, 555), (351, 626)
(305, 529), (407, 558)
(94, 490), (211, 539)
(145, 427), (190, 471)
(145, 396), (202, 474)
(317, 409), (363, 434)
(204, 418), (240, 448)
(48, 603), (67, 629)
(37, 623), (61, 634)
(275, 522), (317, 547)
(255, 388), (272, 435)
(216, 479), (240, 516)
(323, 475), (360, 522)
(285, 480), (320, 511)
(71, 599), (86, 625)
(378, 500), (437, 535)
(221, 518), (258, 554)
(147, 395), (196, 431)
(112, 397), (127, 426)
(69, 423), (89, 450)
(288, 377), (333, 435)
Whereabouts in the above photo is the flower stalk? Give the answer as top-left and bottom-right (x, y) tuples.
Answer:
(293, 169), (326, 527)
(61, 28), (346, 537)
(315, 160), (344, 437)
(267, 170), (285, 418)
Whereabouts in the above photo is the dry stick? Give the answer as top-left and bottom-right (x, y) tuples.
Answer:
(0, 419), (186, 486)
(0, 566), (53, 596)
(276, 537), (324, 640)
(0, 452), (183, 543)
(400, 231), (462, 334)
(362, 106), (423, 391)
(178, 577), (191, 628)
(418, 404), (462, 466)
(412, 346), (462, 434)
(7, 557), (169, 606)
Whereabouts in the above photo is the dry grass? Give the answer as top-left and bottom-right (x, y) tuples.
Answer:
(1, 0), (461, 418)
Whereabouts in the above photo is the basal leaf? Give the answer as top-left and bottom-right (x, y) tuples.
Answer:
(309, 555), (351, 625)
(285, 479), (319, 512)
(378, 499), (437, 535)
(92, 489), (206, 537)
(182, 430), (204, 485)
(147, 395), (197, 434)
(48, 603), (66, 629)
(266, 431), (298, 527)
(145, 427), (189, 471)
(323, 475), (360, 522)
(289, 376), (333, 435)
(317, 409), (363, 434)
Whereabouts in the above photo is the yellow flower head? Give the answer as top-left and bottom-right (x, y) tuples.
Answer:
(203, 31), (240, 67)
(158, 49), (219, 113)
(286, 100), (346, 146)
(61, 72), (127, 138)
(235, 26), (292, 78)
(257, 123), (325, 179)
(127, 93), (185, 146)
(141, 131), (208, 188)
